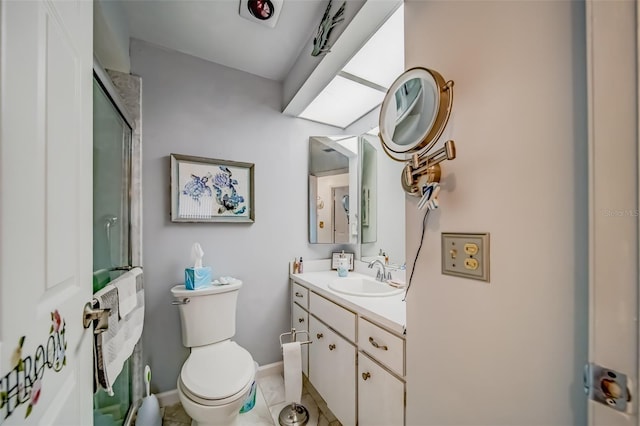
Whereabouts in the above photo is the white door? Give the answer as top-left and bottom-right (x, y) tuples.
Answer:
(587, 0), (638, 425)
(0, 0), (93, 424)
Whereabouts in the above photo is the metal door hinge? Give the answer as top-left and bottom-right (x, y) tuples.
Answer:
(584, 362), (632, 413)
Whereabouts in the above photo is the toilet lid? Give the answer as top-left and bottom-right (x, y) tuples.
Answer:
(181, 341), (254, 401)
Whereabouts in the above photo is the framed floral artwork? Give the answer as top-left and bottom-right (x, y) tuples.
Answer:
(170, 154), (255, 223)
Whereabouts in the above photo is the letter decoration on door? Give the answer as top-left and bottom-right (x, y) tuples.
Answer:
(0, 310), (68, 421)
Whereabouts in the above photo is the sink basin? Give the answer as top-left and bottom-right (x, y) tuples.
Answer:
(328, 276), (404, 297)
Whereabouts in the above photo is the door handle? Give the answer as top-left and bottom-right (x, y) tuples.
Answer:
(82, 302), (110, 334)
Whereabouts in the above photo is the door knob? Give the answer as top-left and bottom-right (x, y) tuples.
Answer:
(362, 372), (371, 380)
(316, 333), (323, 339)
(329, 344), (336, 351)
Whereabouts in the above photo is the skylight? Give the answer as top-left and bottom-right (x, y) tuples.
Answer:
(298, 75), (387, 128)
(298, 4), (404, 129)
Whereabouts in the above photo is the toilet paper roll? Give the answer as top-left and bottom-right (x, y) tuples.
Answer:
(282, 342), (302, 404)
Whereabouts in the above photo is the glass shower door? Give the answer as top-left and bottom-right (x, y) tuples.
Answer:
(92, 75), (133, 426)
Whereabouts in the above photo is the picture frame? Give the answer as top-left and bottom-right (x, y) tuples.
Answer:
(331, 252), (354, 271)
(170, 153), (255, 223)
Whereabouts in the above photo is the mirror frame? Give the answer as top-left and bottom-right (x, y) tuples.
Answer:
(378, 67), (453, 160)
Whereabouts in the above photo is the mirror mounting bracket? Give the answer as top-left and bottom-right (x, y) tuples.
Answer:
(401, 140), (456, 197)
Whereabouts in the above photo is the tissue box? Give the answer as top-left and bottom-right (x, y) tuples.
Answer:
(185, 267), (212, 290)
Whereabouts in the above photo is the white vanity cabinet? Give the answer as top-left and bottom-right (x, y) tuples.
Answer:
(290, 273), (406, 426)
(309, 315), (356, 425)
(291, 302), (309, 375)
(357, 318), (405, 426)
(358, 352), (404, 426)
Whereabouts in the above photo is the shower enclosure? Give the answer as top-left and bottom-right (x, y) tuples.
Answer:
(92, 67), (134, 426)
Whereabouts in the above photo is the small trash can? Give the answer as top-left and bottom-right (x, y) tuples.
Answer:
(239, 362), (259, 413)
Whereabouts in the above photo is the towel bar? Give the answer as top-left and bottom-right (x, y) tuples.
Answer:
(109, 265), (143, 272)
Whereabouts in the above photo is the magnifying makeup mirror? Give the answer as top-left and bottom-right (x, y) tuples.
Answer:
(378, 67), (457, 196)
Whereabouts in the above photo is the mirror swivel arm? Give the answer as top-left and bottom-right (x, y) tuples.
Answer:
(402, 140), (457, 194)
(410, 140), (457, 177)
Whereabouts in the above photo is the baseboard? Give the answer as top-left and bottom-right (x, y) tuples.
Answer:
(156, 389), (180, 407)
(156, 361), (282, 408)
(256, 361), (283, 379)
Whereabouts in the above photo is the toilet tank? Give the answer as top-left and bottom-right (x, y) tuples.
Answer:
(170, 281), (242, 348)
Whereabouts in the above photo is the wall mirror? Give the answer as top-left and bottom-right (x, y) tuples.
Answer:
(308, 134), (405, 267)
(378, 67), (456, 196)
(359, 133), (405, 265)
(308, 136), (358, 244)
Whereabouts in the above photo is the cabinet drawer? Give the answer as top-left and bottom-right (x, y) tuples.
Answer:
(358, 317), (404, 376)
(309, 292), (356, 342)
(292, 282), (308, 309)
(358, 352), (404, 426)
(291, 303), (309, 376)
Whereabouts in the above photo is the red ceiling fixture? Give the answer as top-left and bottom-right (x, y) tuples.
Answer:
(238, 0), (284, 28)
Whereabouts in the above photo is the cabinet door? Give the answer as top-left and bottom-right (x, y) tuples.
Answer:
(292, 302), (309, 376)
(309, 316), (356, 425)
(359, 352), (405, 426)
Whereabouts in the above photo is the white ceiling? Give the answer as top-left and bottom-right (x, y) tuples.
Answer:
(122, 0), (327, 82)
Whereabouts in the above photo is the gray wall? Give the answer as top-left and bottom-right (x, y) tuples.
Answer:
(131, 39), (347, 392)
(404, 1), (588, 424)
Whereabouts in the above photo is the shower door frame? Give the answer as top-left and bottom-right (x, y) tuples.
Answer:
(92, 57), (144, 426)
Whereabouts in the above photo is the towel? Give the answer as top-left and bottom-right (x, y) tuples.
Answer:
(93, 271), (145, 395)
(113, 268), (142, 318)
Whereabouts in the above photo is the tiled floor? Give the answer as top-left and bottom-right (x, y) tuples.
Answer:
(161, 372), (341, 426)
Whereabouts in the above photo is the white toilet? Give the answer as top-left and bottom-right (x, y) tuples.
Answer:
(171, 281), (255, 426)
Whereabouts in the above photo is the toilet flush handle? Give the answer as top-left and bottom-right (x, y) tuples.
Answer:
(171, 298), (190, 305)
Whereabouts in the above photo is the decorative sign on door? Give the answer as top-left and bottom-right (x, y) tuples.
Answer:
(0, 310), (68, 421)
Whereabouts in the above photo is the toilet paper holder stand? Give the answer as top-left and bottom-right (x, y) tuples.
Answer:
(278, 328), (311, 426)
(279, 328), (312, 346)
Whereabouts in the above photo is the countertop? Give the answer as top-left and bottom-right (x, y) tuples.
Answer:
(290, 270), (406, 336)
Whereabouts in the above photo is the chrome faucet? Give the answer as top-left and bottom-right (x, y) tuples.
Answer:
(368, 259), (391, 282)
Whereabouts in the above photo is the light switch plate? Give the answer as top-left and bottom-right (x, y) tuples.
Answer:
(441, 233), (490, 282)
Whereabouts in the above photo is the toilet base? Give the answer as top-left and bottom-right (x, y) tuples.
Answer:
(178, 380), (251, 426)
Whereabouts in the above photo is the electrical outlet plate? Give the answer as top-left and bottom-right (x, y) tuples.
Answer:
(441, 233), (490, 282)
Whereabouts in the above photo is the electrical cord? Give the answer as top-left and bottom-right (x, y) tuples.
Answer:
(403, 207), (430, 301)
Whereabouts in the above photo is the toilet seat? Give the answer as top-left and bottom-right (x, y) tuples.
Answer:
(179, 340), (254, 407)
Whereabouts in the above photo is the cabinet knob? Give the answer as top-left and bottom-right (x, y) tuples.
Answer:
(298, 318), (305, 323)
(329, 344), (336, 351)
(316, 333), (323, 339)
(295, 292), (304, 298)
(362, 372), (371, 381)
(369, 336), (388, 351)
